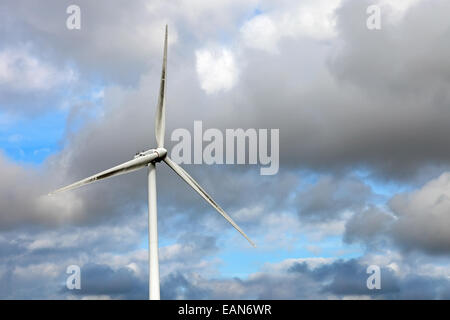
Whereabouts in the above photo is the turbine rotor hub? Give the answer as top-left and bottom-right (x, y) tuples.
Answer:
(153, 147), (167, 162)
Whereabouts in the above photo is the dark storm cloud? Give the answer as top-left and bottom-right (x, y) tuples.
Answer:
(323, 0), (450, 178)
(160, 269), (321, 300)
(160, 257), (450, 299)
(206, 0), (450, 181)
(0, 220), (147, 299)
(3, 0), (450, 182)
(65, 263), (146, 299)
(0, 222), (222, 299)
(289, 259), (399, 296)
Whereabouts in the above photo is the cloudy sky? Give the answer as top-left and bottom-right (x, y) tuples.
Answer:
(1, 0), (450, 299)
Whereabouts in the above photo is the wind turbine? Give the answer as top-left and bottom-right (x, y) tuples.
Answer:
(49, 25), (255, 300)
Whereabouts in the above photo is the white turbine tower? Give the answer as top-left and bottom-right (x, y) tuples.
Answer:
(49, 25), (255, 300)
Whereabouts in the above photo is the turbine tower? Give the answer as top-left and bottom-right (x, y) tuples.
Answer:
(49, 25), (255, 300)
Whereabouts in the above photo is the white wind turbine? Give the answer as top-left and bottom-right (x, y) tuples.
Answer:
(49, 25), (255, 300)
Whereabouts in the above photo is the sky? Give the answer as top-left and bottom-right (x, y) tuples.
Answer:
(1, 0), (450, 299)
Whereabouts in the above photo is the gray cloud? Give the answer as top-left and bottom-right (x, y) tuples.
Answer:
(161, 273), (209, 300)
(389, 172), (450, 254)
(0, 0), (258, 86)
(67, 263), (146, 299)
(214, 0), (450, 180)
(159, 257), (450, 299)
(3, 0), (450, 179)
(344, 206), (394, 246)
(296, 175), (373, 221)
(345, 172), (450, 255)
(287, 259), (397, 297)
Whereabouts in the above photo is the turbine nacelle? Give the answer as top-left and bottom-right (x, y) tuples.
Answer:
(134, 148), (167, 163)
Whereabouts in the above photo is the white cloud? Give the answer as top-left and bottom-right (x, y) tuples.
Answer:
(279, 0), (341, 39)
(195, 47), (239, 94)
(234, 205), (265, 222)
(0, 47), (76, 92)
(240, 15), (279, 53)
(240, 0), (341, 53)
(380, 0), (422, 14)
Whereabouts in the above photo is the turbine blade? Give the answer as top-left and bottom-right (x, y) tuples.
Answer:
(49, 152), (159, 195)
(155, 24), (168, 148)
(163, 156), (256, 247)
